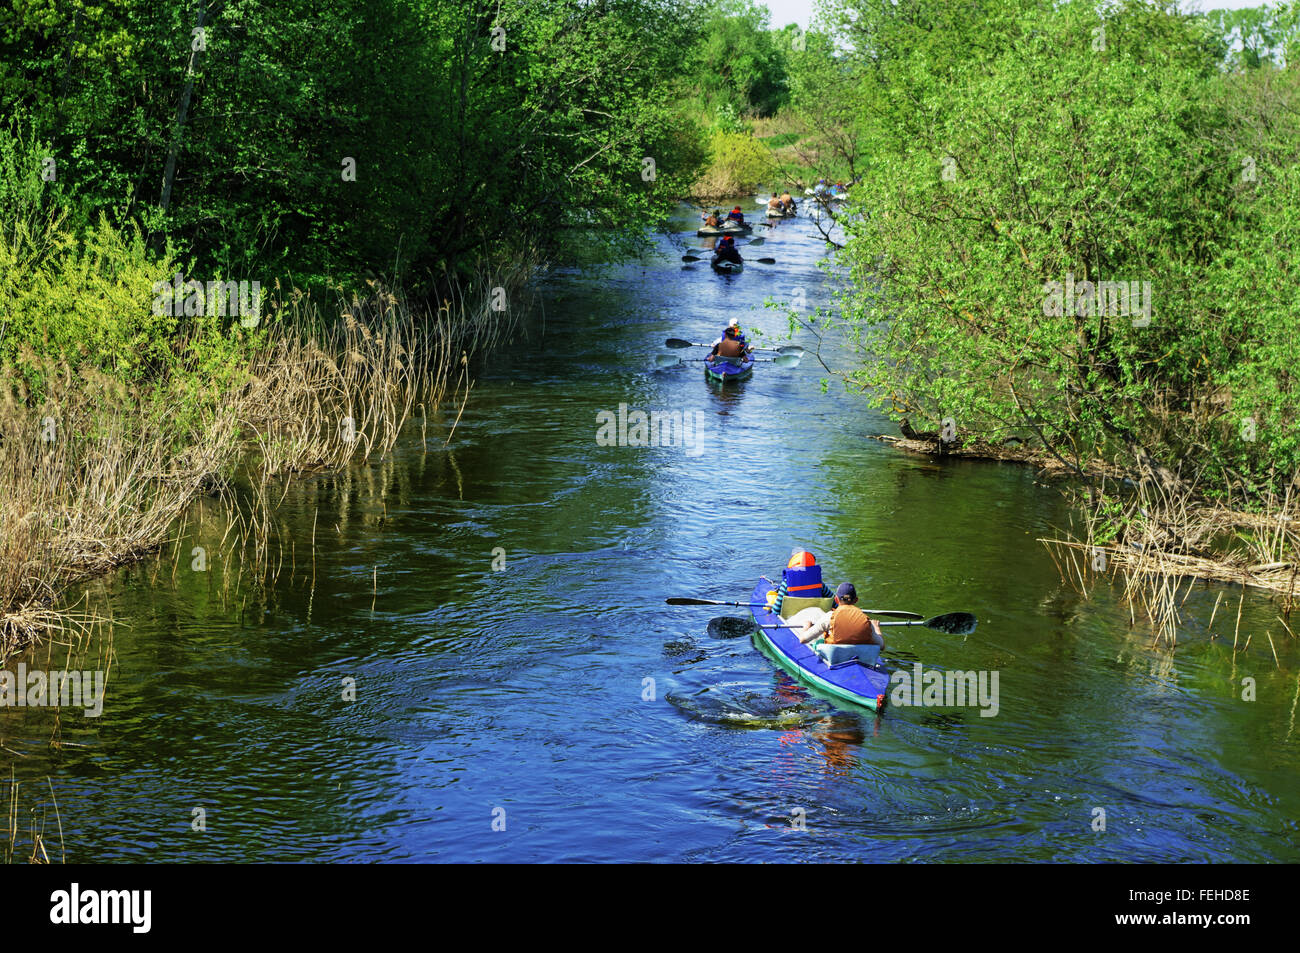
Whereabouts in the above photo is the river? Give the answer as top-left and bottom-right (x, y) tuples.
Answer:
(3, 200), (1297, 863)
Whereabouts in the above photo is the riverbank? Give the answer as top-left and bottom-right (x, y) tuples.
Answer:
(0, 278), (523, 664)
(867, 422), (1299, 629)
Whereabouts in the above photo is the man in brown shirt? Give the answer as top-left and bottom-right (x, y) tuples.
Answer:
(797, 583), (884, 648)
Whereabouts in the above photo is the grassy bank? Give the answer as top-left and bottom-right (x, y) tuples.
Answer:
(0, 235), (523, 663)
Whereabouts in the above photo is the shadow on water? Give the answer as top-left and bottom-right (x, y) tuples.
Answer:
(665, 682), (826, 730)
(706, 617), (754, 639)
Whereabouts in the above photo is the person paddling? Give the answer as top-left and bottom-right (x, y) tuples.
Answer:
(797, 583), (884, 649)
(708, 322), (752, 364)
(702, 208), (722, 227)
(766, 193), (784, 214)
(726, 205), (746, 224)
(713, 235), (743, 266)
(779, 190), (796, 212)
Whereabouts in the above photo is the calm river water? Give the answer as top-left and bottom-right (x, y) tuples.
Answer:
(3, 201), (1297, 862)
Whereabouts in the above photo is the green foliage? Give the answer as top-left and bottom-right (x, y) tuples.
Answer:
(809, 0), (1299, 498)
(0, 0), (707, 295)
(690, 0), (791, 118)
(0, 120), (252, 407)
(1203, 4), (1297, 69)
(694, 129), (777, 197)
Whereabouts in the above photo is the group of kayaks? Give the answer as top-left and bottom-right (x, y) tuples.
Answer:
(670, 185), (986, 718)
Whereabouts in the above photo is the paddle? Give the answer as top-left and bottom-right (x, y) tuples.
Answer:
(666, 597), (923, 620)
(680, 255), (777, 264)
(755, 613), (976, 636)
(877, 612), (977, 634)
(657, 354), (801, 368)
(664, 338), (804, 357)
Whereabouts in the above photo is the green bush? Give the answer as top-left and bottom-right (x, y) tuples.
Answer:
(694, 130), (776, 197)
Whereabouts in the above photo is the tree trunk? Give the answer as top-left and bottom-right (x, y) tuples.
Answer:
(159, 1), (209, 214)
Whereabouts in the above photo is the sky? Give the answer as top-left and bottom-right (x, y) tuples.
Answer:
(758, 0), (1281, 31)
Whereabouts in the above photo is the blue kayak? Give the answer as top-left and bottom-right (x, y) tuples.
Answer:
(705, 355), (753, 383)
(749, 578), (891, 711)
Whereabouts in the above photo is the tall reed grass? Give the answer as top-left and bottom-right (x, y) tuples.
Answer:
(0, 275), (523, 661)
(1041, 470), (1299, 644)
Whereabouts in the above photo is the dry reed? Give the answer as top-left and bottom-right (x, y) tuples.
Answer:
(1, 275), (523, 661)
(1041, 468), (1299, 643)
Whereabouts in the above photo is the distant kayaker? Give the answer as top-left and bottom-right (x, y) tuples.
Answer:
(726, 205), (746, 223)
(796, 582), (884, 648)
(702, 209), (722, 227)
(766, 194), (784, 213)
(708, 322), (751, 363)
(713, 235), (743, 266)
(779, 190), (796, 212)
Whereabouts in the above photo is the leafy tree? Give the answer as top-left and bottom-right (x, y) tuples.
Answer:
(691, 0), (791, 117)
(0, 0), (708, 297)
(805, 0), (1299, 495)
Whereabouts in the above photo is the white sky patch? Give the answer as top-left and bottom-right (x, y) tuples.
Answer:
(760, 0), (814, 29)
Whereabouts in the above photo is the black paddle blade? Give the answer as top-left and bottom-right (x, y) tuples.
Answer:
(681, 255), (702, 262)
(928, 612), (978, 635)
(666, 597), (720, 606)
(756, 257), (776, 264)
(664, 338), (696, 349)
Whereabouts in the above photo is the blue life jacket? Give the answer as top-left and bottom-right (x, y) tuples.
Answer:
(782, 563), (824, 598)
